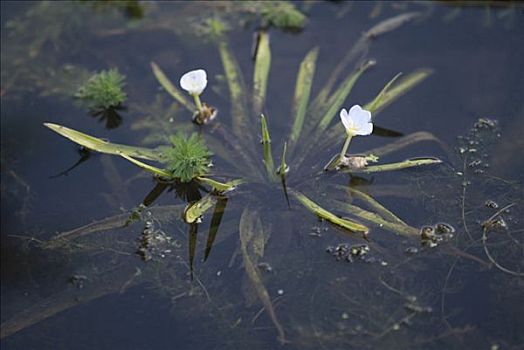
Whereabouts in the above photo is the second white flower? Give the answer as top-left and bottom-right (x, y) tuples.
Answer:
(340, 105), (373, 136)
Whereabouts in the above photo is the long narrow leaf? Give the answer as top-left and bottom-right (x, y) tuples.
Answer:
(310, 12), (420, 114)
(196, 176), (243, 193)
(151, 62), (195, 112)
(331, 200), (420, 238)
(341, 157), (442, 174)
(291, 190), (369, 234)
(289, 47), (318, 150)
(119, 154), (172, 178)
(44, 123), (161, 160)
(44, 204), (185, 247)
(252, 31), (271, 115)
(364, 69), (433, 116)
(365, 72), (403, 114)
(260, 115), (277, 182)
(344, 186), (407, 225)
(239, 208), (287, 344)
(218, 40), (251, 142)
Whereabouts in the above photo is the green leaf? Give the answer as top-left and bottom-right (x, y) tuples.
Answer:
(343, 186), (406, 226)
(196, 176), (243, 193)
(291, 190), (369, 234)
(289, 47), (318, 150)
(44, 123), (160, 160)
(330, 200), (420, 238)
(277, 142), (288, 176)
(184, 194), (217, 223)
(150, 62), (195, 112)
(253, 31), (271, 115)
(217, 39), (251, 142)
(119, 154), (173, 178)
(365, 72), (402, 114)
(260, 114), (277, 182)
(341, 157), (442, 174)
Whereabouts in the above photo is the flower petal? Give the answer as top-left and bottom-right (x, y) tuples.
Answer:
(180, 69), (207, 95)
(340, 108), (352, 133)
(355, 121), (373, 136)
(348, 104), (363, 117)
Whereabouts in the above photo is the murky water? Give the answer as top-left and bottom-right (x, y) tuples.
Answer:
(1, 2), (523, 349)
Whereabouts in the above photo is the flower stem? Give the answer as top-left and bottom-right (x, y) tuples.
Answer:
(339, 134), (353, 160)
(192, 94), (203, 113)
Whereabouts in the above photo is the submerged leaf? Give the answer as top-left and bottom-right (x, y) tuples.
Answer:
(217, 39), (251, 143)
(44, 205), (185, 248)
(239, 208), (287, 344)
(364, 12), (421, 39)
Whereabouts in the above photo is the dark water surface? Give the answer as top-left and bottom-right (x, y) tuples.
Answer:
(1, 2), (523, 349)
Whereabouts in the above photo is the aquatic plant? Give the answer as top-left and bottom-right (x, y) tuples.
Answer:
(161, 133), (212, 183)
(257, 1), (306, 31)
(4, 3), (523, 349)
(75, 69), (127, 110)
(43, 12), (447, 345)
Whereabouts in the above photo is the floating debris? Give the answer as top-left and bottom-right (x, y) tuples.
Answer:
(258, 262), (273, 273)
(404, 247), (419, 255)
(434, 222), (455, 235)
(326, 243), (371, 262)
(484, 200), (499, 209)
(420, 223), (454, 247)
(68, 274), (87, 289)
(457, 117), (500, 174)
(136, 213), (175, 261)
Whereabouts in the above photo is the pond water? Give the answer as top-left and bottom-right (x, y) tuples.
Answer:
(1, 1), (523, 349)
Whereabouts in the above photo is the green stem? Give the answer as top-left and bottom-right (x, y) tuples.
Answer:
(339, 134), (353, 160)
(192, 93), (203, 113)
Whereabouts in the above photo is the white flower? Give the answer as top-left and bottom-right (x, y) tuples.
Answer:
(180, 69), (207, 95)
(340, 105), (373, 136)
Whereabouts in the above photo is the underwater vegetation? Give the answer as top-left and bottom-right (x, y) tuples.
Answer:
(74, 69), (127, 110)
(1, 2), (523, 349)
